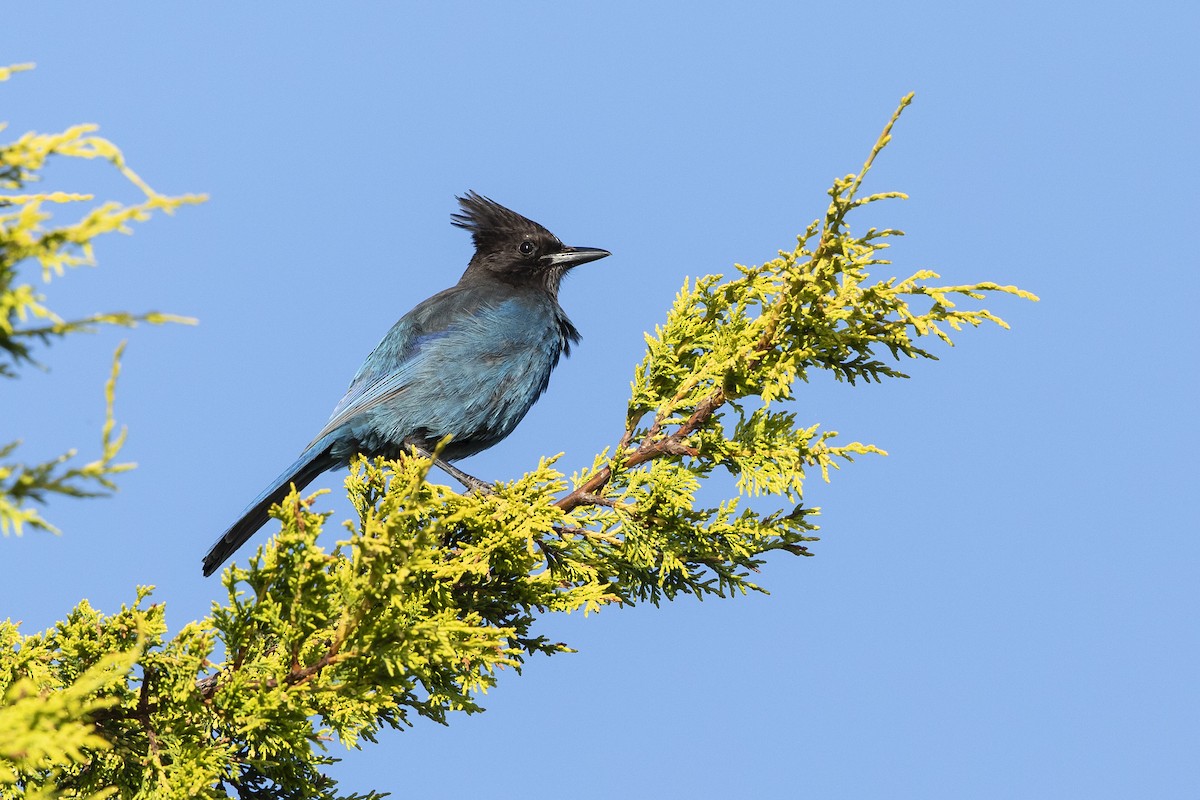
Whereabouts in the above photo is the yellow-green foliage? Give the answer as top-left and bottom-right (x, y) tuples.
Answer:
(557, 94), (1035, 604)
(1, 81), (1035, 800)
(0, 64), (204, 536)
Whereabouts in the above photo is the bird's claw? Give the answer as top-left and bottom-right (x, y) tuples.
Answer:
(410, 445), (493, 495)
(437, 458), (494, 495)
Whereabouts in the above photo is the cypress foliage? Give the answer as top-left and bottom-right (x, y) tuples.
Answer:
(1, 71), (1034, 799)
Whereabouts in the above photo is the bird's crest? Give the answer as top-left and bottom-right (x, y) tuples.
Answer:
(452, 191), (553, 249)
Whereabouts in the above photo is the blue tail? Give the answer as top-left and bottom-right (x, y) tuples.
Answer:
(202, 433), (338, 576)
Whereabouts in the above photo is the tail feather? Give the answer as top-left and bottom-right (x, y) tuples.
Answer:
(202, 436), (338, 576)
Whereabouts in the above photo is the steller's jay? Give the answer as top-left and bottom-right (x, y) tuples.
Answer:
(202, 192), (609, 576)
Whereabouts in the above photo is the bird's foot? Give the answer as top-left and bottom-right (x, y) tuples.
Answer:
(437, 458), (494, 495)
(410, 446), (494, 495)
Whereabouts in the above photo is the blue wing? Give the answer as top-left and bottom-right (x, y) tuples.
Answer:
(310, 283), (494, 446)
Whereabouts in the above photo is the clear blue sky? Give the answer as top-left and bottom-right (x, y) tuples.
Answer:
(3, 3), (1197, 798)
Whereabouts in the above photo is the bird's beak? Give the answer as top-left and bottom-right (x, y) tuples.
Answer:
(540, 246), (611, 269)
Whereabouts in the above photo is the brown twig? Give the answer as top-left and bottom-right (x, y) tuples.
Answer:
(281, 648), (350, 687)
(137, 666), (161, 761)
(198, 618), (354, 700)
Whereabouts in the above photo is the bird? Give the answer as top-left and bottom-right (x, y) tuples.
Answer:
(202, 192), (609, 576)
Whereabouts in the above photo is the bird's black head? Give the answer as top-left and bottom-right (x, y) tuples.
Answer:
(452, 191), (609, 296)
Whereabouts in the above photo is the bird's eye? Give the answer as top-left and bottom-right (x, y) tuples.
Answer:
(519, 240), (536, 256)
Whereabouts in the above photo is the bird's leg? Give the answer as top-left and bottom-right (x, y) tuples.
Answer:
(410, 445), (494, 495)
